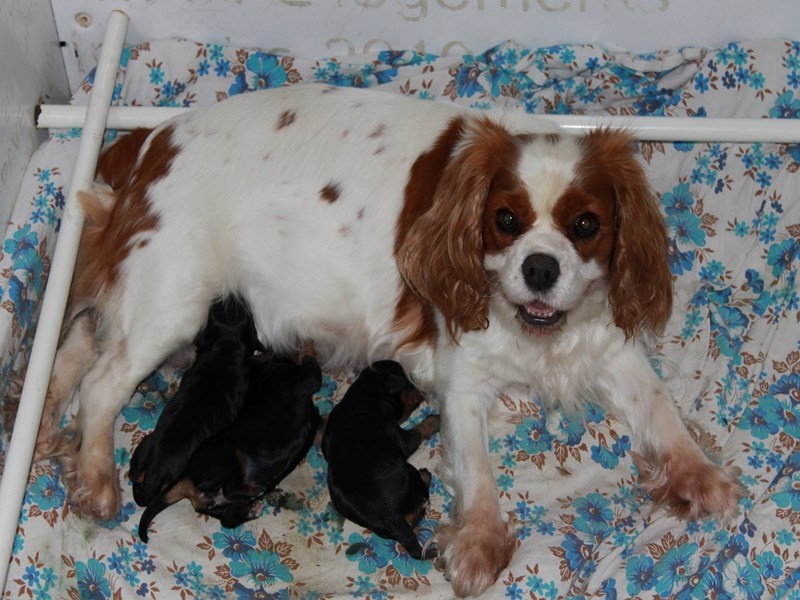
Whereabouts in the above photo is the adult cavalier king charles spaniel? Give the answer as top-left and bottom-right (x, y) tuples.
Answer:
(38, 84), (745, 596)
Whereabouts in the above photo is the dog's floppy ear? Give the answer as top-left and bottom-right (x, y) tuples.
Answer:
(579, 130), (673, 337)
(397, 117), (519, 342)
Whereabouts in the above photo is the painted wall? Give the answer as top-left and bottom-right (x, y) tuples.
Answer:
(52, 0), (800, 93)
(0, 0), (69, 231)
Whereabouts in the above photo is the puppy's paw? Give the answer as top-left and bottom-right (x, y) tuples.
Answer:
(437, 515), (517, 597)
(636, 451), (746, 521)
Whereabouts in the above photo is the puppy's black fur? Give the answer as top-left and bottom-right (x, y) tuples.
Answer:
(138, 353), (322, 540)
(322, 360), (439, 559)
(129, 297), (261, 507)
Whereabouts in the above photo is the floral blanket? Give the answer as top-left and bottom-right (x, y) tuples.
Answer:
(1, 38), (799, 599)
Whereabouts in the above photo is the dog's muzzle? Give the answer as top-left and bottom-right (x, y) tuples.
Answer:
(517, 253), (565, 331)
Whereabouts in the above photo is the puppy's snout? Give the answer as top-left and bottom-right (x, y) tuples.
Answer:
(522, 253), (560, 292)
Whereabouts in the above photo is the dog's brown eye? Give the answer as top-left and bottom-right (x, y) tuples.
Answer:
(573, 212), (600, 238)
(496, 209), (519, 235)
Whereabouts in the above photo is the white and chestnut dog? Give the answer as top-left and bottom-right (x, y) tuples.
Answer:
(38, 84), (744, 596)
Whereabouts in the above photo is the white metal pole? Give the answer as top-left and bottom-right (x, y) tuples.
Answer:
(0, 10), (129, 593)
(35, 104), (800, 143)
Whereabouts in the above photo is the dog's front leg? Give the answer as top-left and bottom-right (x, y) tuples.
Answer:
(436, 385), (516, 597)
(601, 346), (746, 520)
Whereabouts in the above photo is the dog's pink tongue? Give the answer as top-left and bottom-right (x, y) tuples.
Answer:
(526, 301), (556, 318)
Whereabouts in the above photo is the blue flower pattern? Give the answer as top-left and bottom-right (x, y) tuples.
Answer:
(2, 37), (800, 598)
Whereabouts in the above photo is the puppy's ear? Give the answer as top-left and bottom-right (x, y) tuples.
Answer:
(397, 117), (519, 342)
(579, 130), (673, 337)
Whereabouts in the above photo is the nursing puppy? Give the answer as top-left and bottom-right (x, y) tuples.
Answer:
(322, 361), (439, 559)
(130, 297), (261, 507)
(138, 353), (322, 541)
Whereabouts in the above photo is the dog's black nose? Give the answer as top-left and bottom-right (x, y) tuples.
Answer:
(522, 254), (560, 292)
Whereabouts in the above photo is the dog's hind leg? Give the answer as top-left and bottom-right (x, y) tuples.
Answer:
(36, 311), (97, 459)
(63, 296), (211, 520)
(64, 341), (159, 519)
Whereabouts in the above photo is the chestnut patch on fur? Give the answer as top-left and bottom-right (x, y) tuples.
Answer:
(482, 169), (534, 254)
(74, 125), (179, 301)
(276, 110), (297, 130)
(320, 181), (342, 203)
(552, 186), (615, 265)
(96, 128), (152, 189)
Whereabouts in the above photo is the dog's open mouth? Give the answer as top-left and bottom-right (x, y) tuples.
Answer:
(517, 301), (565, 331)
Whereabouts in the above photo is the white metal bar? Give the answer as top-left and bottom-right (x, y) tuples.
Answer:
(0, 10), (129, 593)
(36, 104), (800, 143)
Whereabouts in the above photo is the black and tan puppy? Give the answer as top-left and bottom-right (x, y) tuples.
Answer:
(138, 353), (322, 540)
(322, 360), (440, 559)
(129, 297), (261, 507)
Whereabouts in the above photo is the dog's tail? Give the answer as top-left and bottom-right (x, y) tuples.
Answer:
(68, 128), (153, 325)
(137, 479), (195, 543)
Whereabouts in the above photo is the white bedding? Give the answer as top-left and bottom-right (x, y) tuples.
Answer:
(1, 38), (799, 598)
